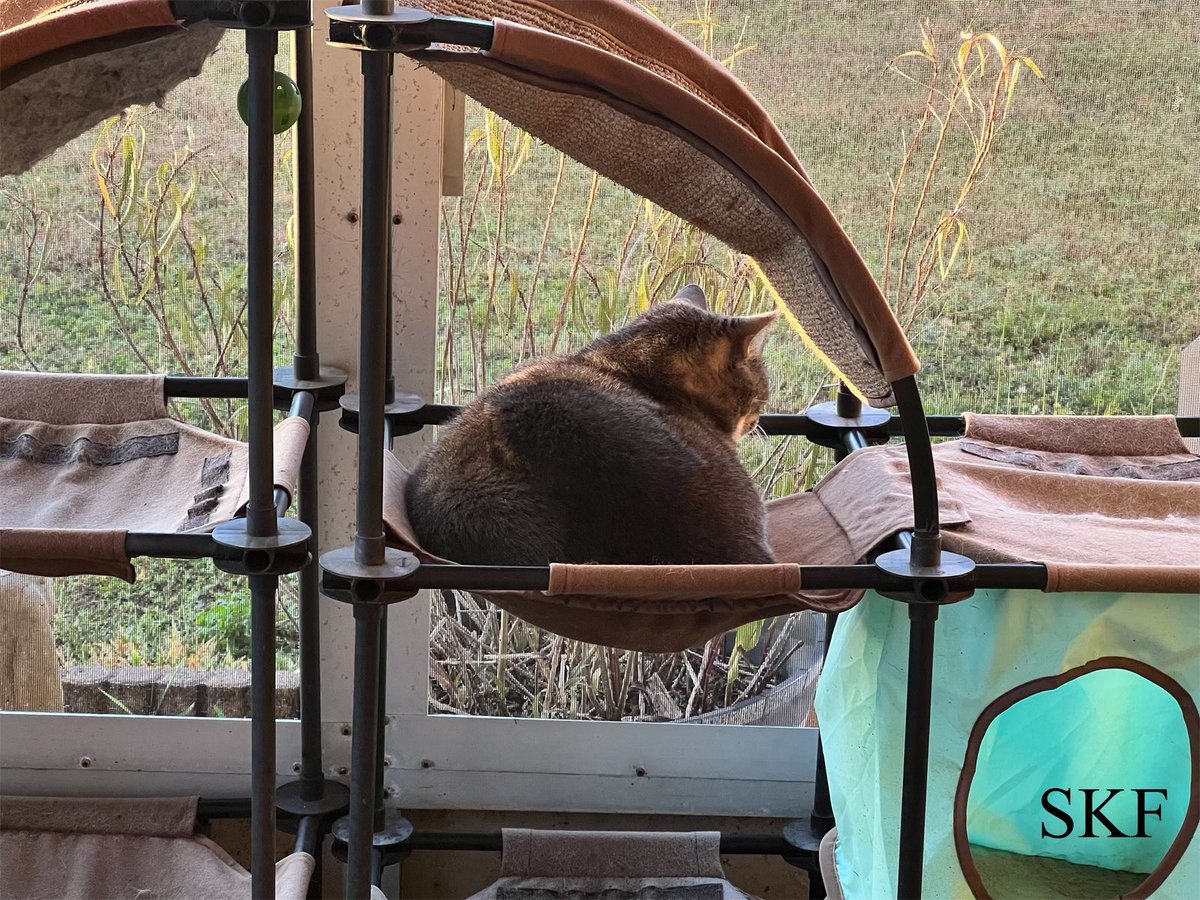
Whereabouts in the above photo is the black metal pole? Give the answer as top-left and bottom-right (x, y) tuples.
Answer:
(298, 419), (325, 800)
(245, 28), (280, 543)
(374, 607), (389, 831)
(384, 86), (396, 407)
(249, 574), (279, 900)
(891, 377), (939, 566)
(347, 601), (383, 899)
(246, 27), (280, 900)
(896, 603), (938, 899)
(379, 403), (1200, 440)
(292, 24), (320, 380)
(344, 39), (395, 900)
(354, 50), (393, 570)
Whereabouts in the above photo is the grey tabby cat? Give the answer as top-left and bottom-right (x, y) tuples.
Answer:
(406, 285), (777, 566)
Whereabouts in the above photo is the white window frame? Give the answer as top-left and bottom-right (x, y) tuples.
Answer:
(0, 9), (818, 821)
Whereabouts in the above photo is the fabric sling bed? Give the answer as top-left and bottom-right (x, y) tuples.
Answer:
(381, 413), (1199, 652)
(0, 371), (310, 580)
(0, 795), (315, 900)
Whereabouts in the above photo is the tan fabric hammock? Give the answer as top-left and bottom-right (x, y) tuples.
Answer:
(0, 795), (314, 900)
(466, 829), (754, 900)
(385, 414), (1199, 651)
(0, 371), (310, 581)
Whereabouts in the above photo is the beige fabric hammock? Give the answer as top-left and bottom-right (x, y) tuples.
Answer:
(0, 371), (310, 581)
(0, 795), (314, 900)
(386, 414), (1199, 651)
(466, 829), (755, 900)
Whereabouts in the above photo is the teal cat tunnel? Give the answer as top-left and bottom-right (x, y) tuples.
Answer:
(0, 2), (1197, 899)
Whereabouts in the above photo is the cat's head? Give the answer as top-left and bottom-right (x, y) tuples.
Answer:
(585, 285), (776, 440)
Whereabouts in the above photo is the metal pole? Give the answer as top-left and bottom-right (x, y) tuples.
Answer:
(354, 49), (394, 569)
(374, 607), (389, 830)
(384, 92), (396, 406)
(347, 601), (383, 899)
(298, 422), (325, 800)
(896, 603), (938, 899)
(891, 377), (940, 566)
(292, 25), (320, 379)
(245, 27), (280, 541)
(245, 27), (279, 900)
(249, 574), (279, 900)
(345, 30), (395, 898)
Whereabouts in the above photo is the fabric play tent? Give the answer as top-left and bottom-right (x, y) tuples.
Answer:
(815, 416), (1199, 898)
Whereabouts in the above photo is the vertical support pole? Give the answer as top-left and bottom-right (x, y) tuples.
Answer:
(384, 115), (396, 406)
(249, 573), (280, 900)
(354, 49), (394, 570)
(348, 601), (383, 899)
(245, 27), (279, 900)
(245, 27), (280, 542)
(345, 42), (395, 900)
(374, 608), (389, 830)
(298, 432), (325, 800)
(292, 25), (320, 380)
(896, 603), (938, 899)
(891, 376), (941, 568)
(808, 611), (838, 837)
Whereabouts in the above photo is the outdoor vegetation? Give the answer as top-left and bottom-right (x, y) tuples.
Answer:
(1, 1), (1195, 719)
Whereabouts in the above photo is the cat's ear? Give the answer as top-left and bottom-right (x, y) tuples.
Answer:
(730, 312), (777, 358)
(671, 283), (708, 310)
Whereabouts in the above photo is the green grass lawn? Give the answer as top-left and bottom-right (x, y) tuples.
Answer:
(1, 2), (1195, 699)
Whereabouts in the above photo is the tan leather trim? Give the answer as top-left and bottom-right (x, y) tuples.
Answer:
(0, 0), (179, 86)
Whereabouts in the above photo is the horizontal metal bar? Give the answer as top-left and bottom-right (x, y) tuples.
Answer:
(164, 376), (250, 399)
(168, 0), (312, 30)
(198, 797), (254, 818)
(402, 830), (791, 856)
(195, 803), (799, 857)
(289, 390), (316, 421)
(125, 532), (223, 559)
(386, 405), (1200, 440)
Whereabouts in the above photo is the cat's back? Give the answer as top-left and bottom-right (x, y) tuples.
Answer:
(406, 294), (777, 566)
(406, 357), (746, 565)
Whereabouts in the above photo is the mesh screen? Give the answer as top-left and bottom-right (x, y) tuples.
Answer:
(0, 32), (301, 717)
(427, 0), (1197, 722)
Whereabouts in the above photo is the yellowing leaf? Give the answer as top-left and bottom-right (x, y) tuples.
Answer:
(1022, 56), (1045, 80)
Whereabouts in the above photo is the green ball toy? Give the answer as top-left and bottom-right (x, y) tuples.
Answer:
(237, 71), (302, 134)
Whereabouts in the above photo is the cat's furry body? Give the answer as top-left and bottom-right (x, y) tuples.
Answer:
(406, 290), (776, 566)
